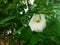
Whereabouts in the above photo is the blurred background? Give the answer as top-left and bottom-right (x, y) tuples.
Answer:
(0, 0), (60, 45)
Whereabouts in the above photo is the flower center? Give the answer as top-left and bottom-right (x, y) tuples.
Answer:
(35, 16), (41, 23)
(36, 20), (40, 23)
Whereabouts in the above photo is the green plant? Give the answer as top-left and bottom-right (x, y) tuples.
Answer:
(0, 0), (60, 45)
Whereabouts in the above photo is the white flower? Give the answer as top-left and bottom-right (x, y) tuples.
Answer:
(24, 6), (29, 13)
(28, 0), (34, 5)
(20, 12), (23, 14)
(28, 14), (46, 32)
(7, 29), (12, 34)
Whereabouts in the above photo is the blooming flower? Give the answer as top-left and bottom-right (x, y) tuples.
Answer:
(28, 14), (46, 32)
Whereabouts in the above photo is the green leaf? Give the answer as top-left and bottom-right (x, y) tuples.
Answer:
(50, 36), (60, 45)
(9, 38), (16, 45)
(56, 22), (60, 36)
(13, 26), (25, 35)
(35, 0), (46, 4)
(0, 15), (16, 24)
(30, 4), (37, 12)
(20, 14), (28, 24)
(21, 27), (32, 41)
(14, 27), (32, 44)
(29, 35), (40, 45)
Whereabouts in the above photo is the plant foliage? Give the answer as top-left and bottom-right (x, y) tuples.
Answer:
(0, 0), (60, 45)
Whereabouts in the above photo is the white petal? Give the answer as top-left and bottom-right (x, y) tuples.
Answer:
(24, 6), (29, 13)
(28, 0), (34, 5)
